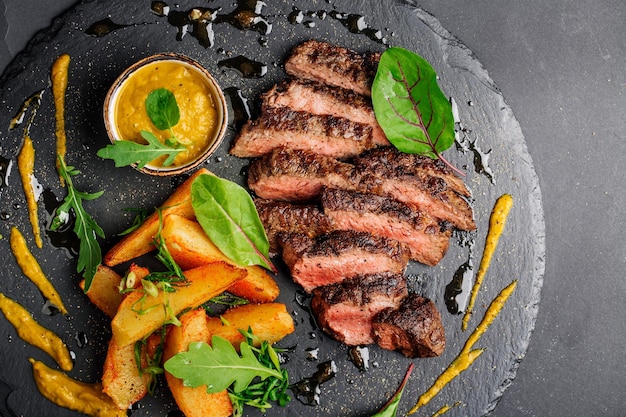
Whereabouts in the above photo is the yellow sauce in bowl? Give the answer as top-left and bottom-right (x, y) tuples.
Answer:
(105, 54), (227, 175)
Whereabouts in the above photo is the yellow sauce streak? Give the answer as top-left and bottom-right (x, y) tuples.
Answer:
(407, 280), (518, 415)
(29, 358), (126, 417)
(0, 292), (73, 371)
(462, 194), (514, 331)
(9, 227), (68, 314)
(51, 54), (70, 185)
(431, 401), (461, 416)
(17, 135), (43, 248)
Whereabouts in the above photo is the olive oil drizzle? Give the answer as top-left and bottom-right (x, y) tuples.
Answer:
(0, 292), (73, 371)
(462, 194), (514, 330)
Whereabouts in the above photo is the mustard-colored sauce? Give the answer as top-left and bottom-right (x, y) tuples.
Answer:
(0, 292), (73, 371)
(17, 135), (43, 248)
(51, 54), (70, 185)
(29, 358), (127, 417)
(462, 194), (514, 331)
(431, 400), (460, 416)
(9, 227), (68, 314)
(407, 280), (518, 415)
(114, 60), (219, 167)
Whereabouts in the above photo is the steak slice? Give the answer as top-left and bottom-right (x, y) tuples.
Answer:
(354, 150), (475, 230)
(247, 147), (357, 202)
(373, 295), (446, 358)
(310, 272), (408, 346)
(280, 230), (409, 292)
(321, 188), (452, 266)
(261, 79), (388, 146)
(254, 199), (335, 255)
(230, 106), (379, 159)
(284, 39), (380, 97)
(355, 147), (471, 198)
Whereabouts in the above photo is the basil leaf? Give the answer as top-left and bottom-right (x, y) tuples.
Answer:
(191, 174), (275, 272)
(372, 47), (455, 160)
(145, 88), (180, 131)
(96, 130), (184, 168)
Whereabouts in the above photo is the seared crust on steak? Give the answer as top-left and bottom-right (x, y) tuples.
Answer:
(284, 39), (380, 97)
(355, 147), (471, 198)
(261, 79), (388, 146)
(321, 188), (452, 266)
(373, 295), (446, 358)
(230, 106), (379, 159)
(311, 272), (408, 346)
(247, 148), (357, 202)
(280, 230), (409, 292)
(255, 199), (335, 255)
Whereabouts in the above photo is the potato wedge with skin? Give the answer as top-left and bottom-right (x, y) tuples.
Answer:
(103, 168), (211, 267)
(164, 308), (232, 417)
(101, 336), (151, 410)
(80, 265), (123, 318)
(111, 261), (247, 347)
(163, 214), (280, 303)
(206, 303), (295, 348)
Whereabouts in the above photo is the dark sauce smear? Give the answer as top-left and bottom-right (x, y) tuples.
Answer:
(85, 18), (131, 37)
(218, 56), (267, 78)
(290, 360), (336, 406)
(288, 7), (388, 45)
(42, 300), (62, 316)
(75, 331), (89, 349)
(0, 156), (12, 201)
(444, 232), (476, 314)
(43, 188), (79, 258)
(224, 87), (251, 130)
(456, 123), (495, 184)
(348, 346), (369, 372)
(213, 0), (272, 36)
(151, 2), (217, 48)
(9, 89), (44, 131)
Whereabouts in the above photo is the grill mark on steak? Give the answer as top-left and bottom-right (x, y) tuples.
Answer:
(229, 106), (379, 159)
(254, 199), (335, 255)
(261, 79), (388, 146)
(354, 147), (471, 198)
(284, 39), (380, 97)
(310, 272), (408, 346)
(280, 230), (409, 293)
(247, 147), (357, 202)
(321, 188), (452, 266)
(373, 295), (446, 358)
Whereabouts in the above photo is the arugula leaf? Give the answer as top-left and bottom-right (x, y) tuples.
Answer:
(370, 363), (413, 417)
(164, 336), (284, 393)
(191, 174), (276, 273)
(372, 47), (457, 170)
(145, 88), (180, 131)
(52, 156), (104, 292)
(96, 130), (184, 168)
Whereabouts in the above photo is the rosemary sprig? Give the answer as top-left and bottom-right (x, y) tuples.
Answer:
(52, 155), (104, 292)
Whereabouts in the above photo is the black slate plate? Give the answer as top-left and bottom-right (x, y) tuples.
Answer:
(0, 1), (545, 416)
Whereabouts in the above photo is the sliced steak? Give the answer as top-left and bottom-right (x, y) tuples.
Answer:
(254, 199), (335, 255)
(355, 147), (471, 198)
(230, 106), (379, 159)
(284, 39), (380, 97)
(310, 272), (408, 346)
(247, 147), (357, 202)
(373, 295), (446, 358)
(261, 79), (388, 146)
(321, 188), (452, 266)
(280, 230), (409, 293)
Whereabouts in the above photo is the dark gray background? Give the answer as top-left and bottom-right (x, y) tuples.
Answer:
(0, 0), (624, 416)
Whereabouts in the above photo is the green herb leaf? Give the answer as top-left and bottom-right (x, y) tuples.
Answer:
(53, 156), (104, 292)
(96, 130), (184, 168)
(145, 88), (180, 131)
(372, 47), (455, 162)
(370, 363), (413, 417)
(190, 174), (276, 273)
(164, 336), (284, 393)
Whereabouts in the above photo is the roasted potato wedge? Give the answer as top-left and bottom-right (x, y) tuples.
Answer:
(206, 303), (295, 348)
(101, 336), (151, 410)
(162, 214), (280, 303)
(164, 308), (233, 417)
(80, 265), (123, 318)
(103, 168), (210, 267)
(111, 261), (247, 347)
